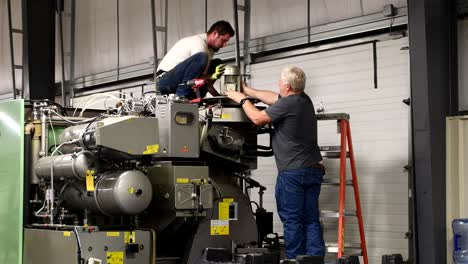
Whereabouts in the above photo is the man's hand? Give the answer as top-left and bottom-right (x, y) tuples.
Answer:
(226, 91), (247, 103)
(211, 64), (226, 80)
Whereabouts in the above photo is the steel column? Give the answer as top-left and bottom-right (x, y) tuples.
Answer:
(22, 0), (56, 101)
(408, 0), (458, 263)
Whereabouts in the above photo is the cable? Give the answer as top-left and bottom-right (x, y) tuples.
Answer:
(73, 226), (84, 264)
(50, 110), (96, 124)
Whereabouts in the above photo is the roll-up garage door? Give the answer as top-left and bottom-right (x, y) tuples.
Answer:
(249, 37), (410, 264)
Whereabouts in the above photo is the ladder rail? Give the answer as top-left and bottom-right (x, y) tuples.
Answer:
(346, 119), (369, 264)
(337, 119), (348, 257)
(319, 114), (368, 264)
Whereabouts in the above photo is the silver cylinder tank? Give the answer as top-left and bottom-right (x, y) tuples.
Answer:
(61, 170), (153, 215)
(35, 151), (98, 180)
(58, 122), (97, 153)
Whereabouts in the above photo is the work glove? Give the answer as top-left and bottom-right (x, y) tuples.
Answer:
(211, 64), (226, 80)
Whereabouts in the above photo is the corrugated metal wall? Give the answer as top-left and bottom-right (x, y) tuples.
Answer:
(249, 36), (410, 263)
(0, 0), (408, 96)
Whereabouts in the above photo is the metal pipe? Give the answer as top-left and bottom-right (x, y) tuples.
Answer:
(69, 0), (76, 106)
(150, 0), (158, 85)
(164, 0), (168, 54)
(243, 0), (251, 75)
(204, 0), (208, 32)
(40, 111), (48, 157)
(7, 0), (16, 99)
(116, 0), (120, 81)
(232, 0), (241, 68)
(307, 0), (311, 43)
(57, 0), (66, 106)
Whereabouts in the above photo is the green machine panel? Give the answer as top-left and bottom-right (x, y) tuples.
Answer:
(0, 99), (24, 264)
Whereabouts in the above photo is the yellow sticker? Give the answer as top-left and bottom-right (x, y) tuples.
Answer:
(221, 113), (232, 119)
(176, 178), (190, 184)
(218, 202), (230, 220)
(124, 231), (136, 244)
(63, 231), (71, 237)
(210, 220), (229, 235)
(106, 232), (120, 237)
(143, 144), (160, 155)
(223, 198), (234, 203)
(106, 251), (124, 264)
(86, 170), (95, 192)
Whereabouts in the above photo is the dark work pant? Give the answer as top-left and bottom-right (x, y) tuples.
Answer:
(275, 167), (325, 259)
(157, 52), (222, 99)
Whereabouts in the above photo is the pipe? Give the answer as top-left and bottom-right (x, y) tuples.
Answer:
(7, 0), (16, 99)
(31, 121), (41, 184)
(232, 0), (241, 68)
(24, 123), (35, 226)
(40, 112), (48, 157)
(57, 0), (66, 106)
(150, 0), (158, 89)
(139, 228), (157, 264)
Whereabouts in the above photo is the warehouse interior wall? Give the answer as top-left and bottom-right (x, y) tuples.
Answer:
(0, 0), (407, 97)
(249, 36), (410, 264)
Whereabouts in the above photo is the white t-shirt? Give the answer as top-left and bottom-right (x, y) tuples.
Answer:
(157, 33), (214, 73)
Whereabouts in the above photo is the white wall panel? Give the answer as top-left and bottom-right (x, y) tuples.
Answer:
(0, 0), (21, 96)
(361, 0), (407, 14)
(75, 0), (118, 76)
(249, 37), (409, 263)
(118, 0), (154, 67)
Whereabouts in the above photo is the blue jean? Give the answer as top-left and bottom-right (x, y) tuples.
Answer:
(157, 52), (222, 99)
(275, 167), (325, 259)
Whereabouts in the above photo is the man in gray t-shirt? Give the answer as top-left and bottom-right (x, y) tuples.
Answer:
(226, 67), (325, 260)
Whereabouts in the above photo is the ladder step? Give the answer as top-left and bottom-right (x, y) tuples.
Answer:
(317, 113), (350, 121)
(154, 26), (166, 32)
(325, 242), (362, 254)
(320, 210), (357, 218)
(321, 151), (349, 159)
(11, 28), (23, 34)
(322, 178), (353, 186)
(14, 65), (23, 70)
(237, 4), (246, 11)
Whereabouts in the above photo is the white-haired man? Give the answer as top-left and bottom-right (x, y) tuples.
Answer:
(226, 67), (325, 260)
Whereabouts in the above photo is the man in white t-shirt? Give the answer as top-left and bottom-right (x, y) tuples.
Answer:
(156, 21), (234, 99)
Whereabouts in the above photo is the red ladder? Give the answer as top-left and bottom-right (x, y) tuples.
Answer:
(317, 113), (368, 264)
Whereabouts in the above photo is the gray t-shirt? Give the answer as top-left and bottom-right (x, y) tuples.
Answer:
(265, 93), (322, 172)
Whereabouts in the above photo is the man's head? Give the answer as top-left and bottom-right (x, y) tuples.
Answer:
(207, 21), (235, 52)
(279, 66), (306, 97)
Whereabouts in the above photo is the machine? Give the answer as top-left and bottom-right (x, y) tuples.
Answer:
(7, 83), (277, 264)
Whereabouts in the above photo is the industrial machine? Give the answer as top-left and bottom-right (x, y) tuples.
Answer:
(3, 86), (276, 264)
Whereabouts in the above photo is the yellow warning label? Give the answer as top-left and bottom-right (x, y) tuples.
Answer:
(210, 220), (229, 235)
(218, 202), (230, 220)
(106, 232), (120, 237)
(176, 178), (190, 184)
(124, 231), (136, 244)
(86, 170), (95, 192)
(223, 198), (234, 203)
(143, 144), (160, 155)
(106, 251), (124, 264)
(221, 113), (232, 119)
(63, 231), (71, 237)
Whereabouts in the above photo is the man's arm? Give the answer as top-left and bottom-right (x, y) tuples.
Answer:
(243, 82), (279, 106)
(226, 91), (272, 126)
(205, 81), (221, 96)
